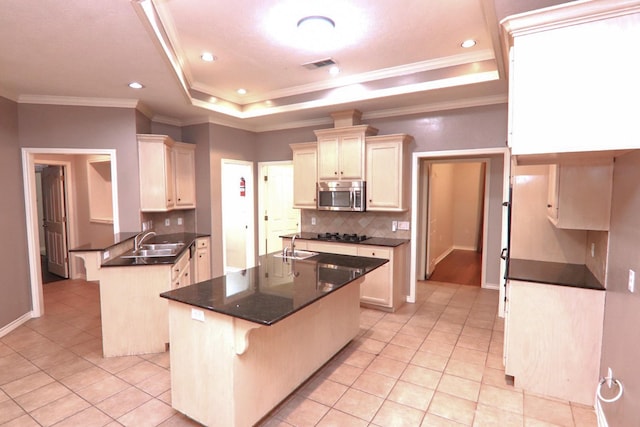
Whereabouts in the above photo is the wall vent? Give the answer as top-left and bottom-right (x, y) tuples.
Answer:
(302, 58), (336, 70)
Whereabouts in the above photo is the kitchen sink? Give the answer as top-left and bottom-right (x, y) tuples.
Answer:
(141, 242), (184, 251)
(121, 248), (180, 258)
(273, 250), (318, 260)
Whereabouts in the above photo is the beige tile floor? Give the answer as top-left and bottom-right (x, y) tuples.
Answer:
(0, 279), (597, 427)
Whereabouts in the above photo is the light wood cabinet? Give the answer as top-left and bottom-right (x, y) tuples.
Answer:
(137, 134), (196, 212)
(365, 134), (412, 211)
(173, 142), (196, 208)
(546, 160), (613, 230)
(314, 125), (377, 181)
(281, 238), (407, 311)
(289, 143), (317, 209)
(194, 237), (211, 283)
(504, 279), (604, 405)
(502, 1), (640, 155)
(171, 250), (191, 289)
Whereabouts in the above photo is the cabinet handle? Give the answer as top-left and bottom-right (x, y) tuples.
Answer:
(547, 204), (552, 208)
(334, 171), (338, 175)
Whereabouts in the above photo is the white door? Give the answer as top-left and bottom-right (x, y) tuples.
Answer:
(41, 165), (69, 278)
(261, 163), (300, 255)
(221, 160), (255, 272)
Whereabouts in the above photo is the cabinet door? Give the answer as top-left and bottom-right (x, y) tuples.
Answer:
(339, 134), (364, 180)
(317, 137), (340, 180)
(194, 238), (211, 283)
(357, 247), (392, 307)
(138, 139), (174, 211)
(173, 144), (196, 208)
(546, 164), (558, 221)
(291, 144), (317, 208)
(367, 142), (401, 210)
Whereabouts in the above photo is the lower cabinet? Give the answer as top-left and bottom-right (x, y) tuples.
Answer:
(193, 237), (211, 283)
(281, 238), (407, 311)
(504, 280), (605, 405)
(171, 250), (191, 289)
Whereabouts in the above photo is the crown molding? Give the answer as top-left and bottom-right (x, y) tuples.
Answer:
(501, 0), (640, 37)
(17, 95), (140, 109)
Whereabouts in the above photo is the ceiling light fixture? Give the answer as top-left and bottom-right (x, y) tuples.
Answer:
(237, 88), (247, 95)
(297, 15), (335, 34)
(128, 82), (144, 89)
(461, 39), (477, 48)
(329, 65), (340, 76)
(201, 52), (216, 62)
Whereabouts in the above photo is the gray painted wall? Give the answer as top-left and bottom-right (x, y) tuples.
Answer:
(600, 150), (640, 426)
(18, 104), (141, 232)
(0, 97), (32, 327)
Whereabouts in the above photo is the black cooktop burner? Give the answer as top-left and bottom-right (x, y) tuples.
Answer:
(316, 232), (369, 243)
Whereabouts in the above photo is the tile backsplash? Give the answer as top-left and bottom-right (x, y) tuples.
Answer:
(300, 210), (411, 239)
(140, 210), (196, 235)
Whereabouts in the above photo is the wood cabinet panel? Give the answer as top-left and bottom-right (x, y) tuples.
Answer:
(365, 134), (412, 211)
(290, 143), (317, 209)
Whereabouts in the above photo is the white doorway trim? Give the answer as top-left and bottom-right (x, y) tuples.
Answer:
(221, 159), (255, 271)
(22, 148), (119, 318)
(410, 147), (510, 316)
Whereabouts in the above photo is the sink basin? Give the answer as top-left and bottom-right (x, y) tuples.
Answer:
(121, 248), (180, 258)
(141, 242), (184, 251)
(273, 250), (318, 260)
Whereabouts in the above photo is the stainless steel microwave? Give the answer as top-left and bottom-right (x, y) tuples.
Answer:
(317, 181), (366, 212)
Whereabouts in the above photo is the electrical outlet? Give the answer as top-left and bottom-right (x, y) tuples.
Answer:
(177, 217), (183, 225)
(391, 221), (398, 232)
(191, 308), (205, 322)
(142, 221), (148, 231)
(591, 243), (595, 258)
(629, 269), (635, 293)
(103, 250), (110, 260)
(311, 217), (316, 226)
(165, 218), (170, 226)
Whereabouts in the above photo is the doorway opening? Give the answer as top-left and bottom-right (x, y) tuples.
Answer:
(410, 148), (510, 316)
(221, 159), (255, 273)
(257, 161), (300, 256)
(424, 161), (486, 287)
(22, 148), (119, 318)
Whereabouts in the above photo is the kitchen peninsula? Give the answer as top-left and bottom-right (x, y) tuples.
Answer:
(160, 252), (386, 427)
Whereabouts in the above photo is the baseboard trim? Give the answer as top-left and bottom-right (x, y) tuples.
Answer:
(0, 312), (34, 338)
(453, 245), (478, 251)
(483, 282), (500, 290)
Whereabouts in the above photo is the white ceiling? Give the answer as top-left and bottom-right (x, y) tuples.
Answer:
(0, 0), (572, 132)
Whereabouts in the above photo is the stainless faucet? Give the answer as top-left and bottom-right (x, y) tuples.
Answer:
(134, 231), (156, 251)
(282, 235), (297, 257)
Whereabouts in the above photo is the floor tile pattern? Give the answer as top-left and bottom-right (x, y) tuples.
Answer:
(0, 279), (597, 426)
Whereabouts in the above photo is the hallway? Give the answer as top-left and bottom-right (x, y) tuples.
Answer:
(429, 250), (482, 287)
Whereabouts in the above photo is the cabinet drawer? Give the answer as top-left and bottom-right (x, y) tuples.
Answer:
(306, 241), (357, 256)
(172, 250), (190, 281)
(356, 247), (391, 259)
(196, 238), (209, 248)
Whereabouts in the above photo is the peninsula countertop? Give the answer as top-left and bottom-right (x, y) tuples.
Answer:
(160, 252), (387, 325)
(508, 258), (605, 291)
(281, 232), (409, 247)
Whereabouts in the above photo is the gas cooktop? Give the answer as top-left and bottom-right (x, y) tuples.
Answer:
(315, 232), (369, 243)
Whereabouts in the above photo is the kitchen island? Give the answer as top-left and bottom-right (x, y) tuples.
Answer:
(160, 252), (386, 427)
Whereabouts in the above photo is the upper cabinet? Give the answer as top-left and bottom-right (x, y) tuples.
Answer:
(366, 134), (413, 212)
(314, 125), (378, 181)
(546, 159), (613, 231)
(137, 134), (196, 212)
(502, 1), (640, 155)
(290, 142), (317, 209)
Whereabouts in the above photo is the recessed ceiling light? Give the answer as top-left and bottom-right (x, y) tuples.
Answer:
(461, 39), (477, 48)
(329, 65), (340, 76)
(237, 88), (247, 95)
(128, 82), (144, 89)
(201, 52), (216, 62)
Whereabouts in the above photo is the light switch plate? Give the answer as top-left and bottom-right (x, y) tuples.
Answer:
(629, 269), (635, 293)
(103, 250), (110, 260)
(398, 221), (410, 230)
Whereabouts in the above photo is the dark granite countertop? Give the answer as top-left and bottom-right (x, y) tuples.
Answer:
(101, 233), (209, 267)
(281, 232), (409, 248)
(160, 252), (388, 325)
(69, 232), (139, 252)
(508, 259), (605, 291)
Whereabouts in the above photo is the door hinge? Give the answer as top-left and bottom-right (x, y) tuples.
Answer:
(264, 215), (268, 221)
(264, 175), (268, 182)
(265, 272), (269, 278)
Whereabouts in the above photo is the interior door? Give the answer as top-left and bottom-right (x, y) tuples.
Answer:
(41, 165), (69, 278)
(262, 164), (300, 255)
